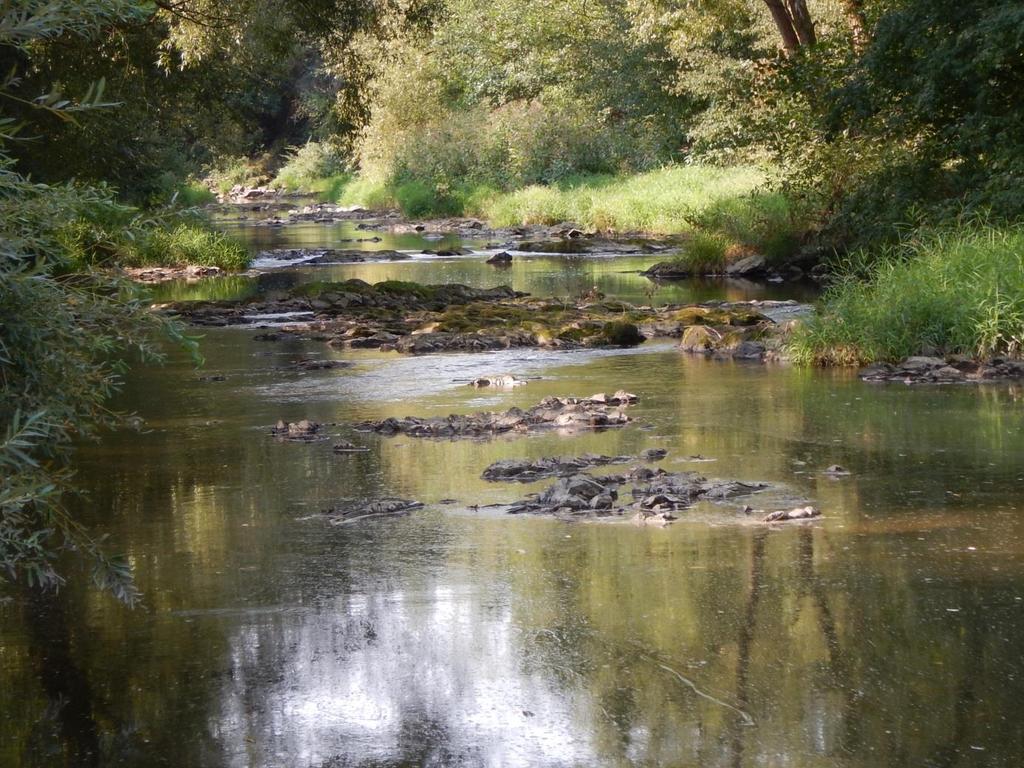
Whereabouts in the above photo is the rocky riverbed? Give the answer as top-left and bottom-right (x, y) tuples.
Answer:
(160, 277), (807, 359)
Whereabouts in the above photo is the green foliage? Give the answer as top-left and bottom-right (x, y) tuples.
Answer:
(0, 0), (203, 600)
(56, 210), (249, 271)
(173, 182), (217, 207)
(206, 156), (269, 196)
(351, 0), (688, 194)
(790, 226), (1024, 365)
(271, 142), (348, 191)
(0, 173), (196, 600)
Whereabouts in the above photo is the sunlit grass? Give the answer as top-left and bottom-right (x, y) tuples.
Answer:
(790, 225), (1024, 365)
(128, 225), (250, 270)
(322, 165), (806, 258)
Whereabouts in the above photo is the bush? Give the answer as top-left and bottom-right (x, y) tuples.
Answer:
(790, 226), (1024, 365)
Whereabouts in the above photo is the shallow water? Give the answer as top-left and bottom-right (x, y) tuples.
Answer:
(150, 216), (820, 306)
(4, 215), (1024, 767)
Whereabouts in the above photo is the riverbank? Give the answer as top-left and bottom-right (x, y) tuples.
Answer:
(291, 166), (810, 263)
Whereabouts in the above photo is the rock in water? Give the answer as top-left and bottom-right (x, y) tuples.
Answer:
(356, 394), (637, 438)
(326, 498), (424, 525)
(762, 506), (820, 523)
(333, 441), (368, 453)
(271, 419), (323, 441)
(470, 374), (527, 388)
(823, 464), (850, 476)
(483, 453), (636, 482)
(601, 321), (645, 347)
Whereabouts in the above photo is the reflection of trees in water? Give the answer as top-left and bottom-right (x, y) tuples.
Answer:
(730, 528), (766, 768)
(24, 589), (100, 768)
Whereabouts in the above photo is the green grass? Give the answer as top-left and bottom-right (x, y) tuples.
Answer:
(128, 225), (250, 271)
(789, 226), (1024, 365)
(270, 142), (347, 193)
(173, 182), (216, 207)
(319, 166), (806, 260)
(478, 166), (774, 233)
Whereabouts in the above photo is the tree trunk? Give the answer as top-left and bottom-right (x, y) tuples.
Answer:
(786, 0), (817, 46)
(763, 0), (801, 55)
(841, 0), (869, 52)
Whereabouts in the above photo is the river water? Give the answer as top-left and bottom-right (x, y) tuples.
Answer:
(3, 213), (1024, 767)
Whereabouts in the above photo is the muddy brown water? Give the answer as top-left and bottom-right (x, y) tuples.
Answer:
(3, 214), (1024, 767)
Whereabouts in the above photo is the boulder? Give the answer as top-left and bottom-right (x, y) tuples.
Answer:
(763, 505), (820, 523)
(486, 252), (513, 265)
(601, 321), (645, 347)
(679, 325), (720, 353)
(725, 253), (767, 276)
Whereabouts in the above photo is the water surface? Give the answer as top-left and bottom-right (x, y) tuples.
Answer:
(3, 217), (1024, 768)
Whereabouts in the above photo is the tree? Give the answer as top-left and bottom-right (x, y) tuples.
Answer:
(762, 0), (816, 54)
(0, 1), (193, 601)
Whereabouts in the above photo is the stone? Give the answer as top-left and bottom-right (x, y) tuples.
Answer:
(823, 464), (850, 476)
(357, 395), (638, 439)
(763, 505), (820, 523)
(725, 253), (767, 276)
(271, 419), (324, 442)
(486, 251), (513, 264)
(899, 356), (946, 372)
(728, 341), (766, 360)
(470, 374), (527, 388)
(679, 325), (720, 354)
(333, 441), (368, 453)
(326, 498), (424, 525)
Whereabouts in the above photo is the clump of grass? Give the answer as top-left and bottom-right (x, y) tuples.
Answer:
(682, 232), (731, 272)
(327, 165), (807, 258)
(173, 182), (216, 207)
(129, 225), (250, 270)
(479, 166), (776, 233)
(311, 174), (354, 202)
(790, 225), (1024, 365)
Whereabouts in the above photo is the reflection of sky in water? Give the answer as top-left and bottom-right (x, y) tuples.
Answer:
(216, 584), (598, 767)
(250, 342), (670, 404)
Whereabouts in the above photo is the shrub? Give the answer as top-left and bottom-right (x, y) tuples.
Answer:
(682, 232), (730, 272)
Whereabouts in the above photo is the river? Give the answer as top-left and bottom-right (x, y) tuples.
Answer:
(2, 210), (1023, 767)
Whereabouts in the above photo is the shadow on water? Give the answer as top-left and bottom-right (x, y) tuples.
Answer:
(22, 590), (100, 768)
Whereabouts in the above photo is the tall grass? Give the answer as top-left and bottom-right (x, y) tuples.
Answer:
(790, 226), (1024, 365)
(130, 225), (250, 270)
(479, 166), (770, 231)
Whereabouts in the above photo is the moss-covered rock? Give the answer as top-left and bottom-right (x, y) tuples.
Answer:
(601, 321), (645, 346)
(679, 325), (719, 353)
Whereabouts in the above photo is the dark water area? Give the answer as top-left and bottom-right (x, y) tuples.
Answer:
(3, 210), (1024, 767)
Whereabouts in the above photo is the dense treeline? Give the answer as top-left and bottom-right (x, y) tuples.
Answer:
(7, 0), (1023, 245)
